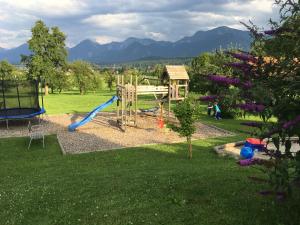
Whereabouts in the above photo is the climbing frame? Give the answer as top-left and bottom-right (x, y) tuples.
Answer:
(116, 65), (189, 130)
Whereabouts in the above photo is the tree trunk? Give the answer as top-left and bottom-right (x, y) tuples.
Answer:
(44, 84), (49, 96)
(187, 136), (192, 159)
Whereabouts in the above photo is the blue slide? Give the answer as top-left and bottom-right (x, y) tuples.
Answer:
(68, 95), (118, 132)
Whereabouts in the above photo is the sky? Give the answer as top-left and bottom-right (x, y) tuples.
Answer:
(0, 0), (280, 48)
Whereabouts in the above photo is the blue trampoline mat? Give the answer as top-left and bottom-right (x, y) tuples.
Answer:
(0, 107), (45, 119)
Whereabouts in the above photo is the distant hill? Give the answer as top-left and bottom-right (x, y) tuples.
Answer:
(0, 44), (30, 64)
(0, 26), (251, 65)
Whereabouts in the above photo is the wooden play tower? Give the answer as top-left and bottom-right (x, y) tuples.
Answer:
(162, 65), (189, 116)
(116, 65), (189, 130)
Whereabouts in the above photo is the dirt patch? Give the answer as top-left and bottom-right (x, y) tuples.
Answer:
(0, 112), (233, 154)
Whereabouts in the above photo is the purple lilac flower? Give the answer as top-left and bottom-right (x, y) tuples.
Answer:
(226, 62), (252, 73)
(200, 95), (218, 102)
(264, 28), (290, 36)
(264, 29), (278, 35)
(283, 115), (300, 129)
(237, 103), (265, 113)
(240, 122), (263, 128)
(226, 52), (257, 63)
(207, 74), (240, 86)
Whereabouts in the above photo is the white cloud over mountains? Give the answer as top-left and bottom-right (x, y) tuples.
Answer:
(0, 0), (279, 48)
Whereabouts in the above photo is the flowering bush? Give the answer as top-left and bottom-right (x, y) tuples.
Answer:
(190, 50), (240, 118)
(235, 0), (300, 196)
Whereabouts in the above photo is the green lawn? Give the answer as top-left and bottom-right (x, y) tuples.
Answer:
(43, 90), (158, 115)
(2, 91), (298, 224)
(1, 135), (299, 225)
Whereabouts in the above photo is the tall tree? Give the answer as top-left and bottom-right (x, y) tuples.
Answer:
(23, 20), (68, 94)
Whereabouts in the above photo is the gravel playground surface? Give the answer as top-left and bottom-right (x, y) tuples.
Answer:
(0, 113), (233, 154)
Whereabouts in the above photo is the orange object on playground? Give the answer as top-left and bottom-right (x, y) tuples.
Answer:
(246, 138), (266, 145)
(158, 118), (164, 128)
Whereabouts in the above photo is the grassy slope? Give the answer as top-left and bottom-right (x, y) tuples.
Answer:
(1, 135), (299, 225)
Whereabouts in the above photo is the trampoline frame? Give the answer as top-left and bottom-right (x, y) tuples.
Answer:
(0, 79), (45, 128)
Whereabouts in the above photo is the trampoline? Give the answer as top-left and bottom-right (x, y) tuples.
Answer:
(0, 79), (45, 127)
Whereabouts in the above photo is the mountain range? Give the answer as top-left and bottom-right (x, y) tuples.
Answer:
(0, 26), (251, 65)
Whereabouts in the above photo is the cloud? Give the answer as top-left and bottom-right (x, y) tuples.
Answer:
(0, 0), (280, 48)
(223, 0), (274, 13)
(0, 0), (87, 17)
(83, 13), (140, 28)
(146, 32), (167, 40)
(0, 29), (31, 48)
(95, 35), (120, 44)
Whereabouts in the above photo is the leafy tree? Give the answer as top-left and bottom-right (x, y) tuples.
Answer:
(168, 98), (200, 159)
(189, 51), (234, 93)
(51, 69), (71, 93)
(103, 69), (115, 91)
(69, 61), (97, 94)
(23, 20), (68, 94)
(0, 60), (14, 80)
(192, 51), (241, 118)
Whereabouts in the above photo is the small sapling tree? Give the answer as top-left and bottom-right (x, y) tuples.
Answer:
(169, 98), (200, 159)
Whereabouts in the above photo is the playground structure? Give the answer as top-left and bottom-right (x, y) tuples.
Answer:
(116, 65), (189, 129)
(68, 65), (189, 131)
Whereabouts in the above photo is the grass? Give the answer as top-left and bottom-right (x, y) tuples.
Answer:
(43, 90), (157, 115)
(3, 90), (298, 224)
(1, 135), (300, 225)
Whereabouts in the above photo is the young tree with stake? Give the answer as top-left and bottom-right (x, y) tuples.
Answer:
(168, 98), (200, 159)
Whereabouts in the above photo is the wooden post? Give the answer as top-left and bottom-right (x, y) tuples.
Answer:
(44, 84), (49, 96)
(188, 136), (192, 159)
(185, 80), (188, 98)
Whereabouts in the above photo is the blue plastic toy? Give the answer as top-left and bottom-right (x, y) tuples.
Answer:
(240, 146), (254, 159)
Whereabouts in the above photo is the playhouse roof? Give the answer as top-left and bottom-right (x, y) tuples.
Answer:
(164, 65), (189, 80)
